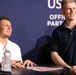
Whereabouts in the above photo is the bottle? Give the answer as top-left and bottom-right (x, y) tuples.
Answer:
(2, 48), (11, 72)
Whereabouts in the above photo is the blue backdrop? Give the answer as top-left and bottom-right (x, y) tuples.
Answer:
(0, 0), (64, 63)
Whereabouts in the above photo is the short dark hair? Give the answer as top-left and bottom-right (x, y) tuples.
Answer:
(61, 0), (76, 8)
(0, 16), (10, 21)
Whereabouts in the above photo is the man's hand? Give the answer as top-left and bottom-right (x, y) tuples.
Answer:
(11, 60), (37, 68)
(70, 66), (76, 74)
(23, 59), (37, 67)
(11, 60), (23, 68)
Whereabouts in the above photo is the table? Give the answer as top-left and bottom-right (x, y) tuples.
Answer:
(11, 67), (65, 75)
(0, 66), (73, 75)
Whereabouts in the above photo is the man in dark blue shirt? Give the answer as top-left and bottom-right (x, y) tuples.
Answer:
(51, 0), (76, 73)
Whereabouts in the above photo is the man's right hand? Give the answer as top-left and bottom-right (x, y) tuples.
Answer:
(11, 60), (23, 68)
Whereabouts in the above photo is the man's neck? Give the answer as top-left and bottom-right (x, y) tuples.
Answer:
(65, 19), (76, 30)
(0, 37), (8, 47)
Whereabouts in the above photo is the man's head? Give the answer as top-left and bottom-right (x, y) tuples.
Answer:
(61, 0), (76, 21)
(61, 0), (76, 8)
(0, 16), (12, 38)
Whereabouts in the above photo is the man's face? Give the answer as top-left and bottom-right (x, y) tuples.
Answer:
(61, 2), (76, 21)
(0, 20), (12, 38)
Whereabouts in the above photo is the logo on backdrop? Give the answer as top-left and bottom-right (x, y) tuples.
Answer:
(47, 0), (65, 26)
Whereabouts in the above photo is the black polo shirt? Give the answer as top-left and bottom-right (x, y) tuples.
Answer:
(51, 21), (76, 66)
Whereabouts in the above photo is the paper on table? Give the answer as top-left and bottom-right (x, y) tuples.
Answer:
(26, 66), (64, 72)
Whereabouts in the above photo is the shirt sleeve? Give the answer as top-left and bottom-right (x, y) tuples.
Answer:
(10, 43), (23, 61)
(51, 29), (59, 52)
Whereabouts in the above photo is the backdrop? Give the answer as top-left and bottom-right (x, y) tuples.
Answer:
(0, 0), (65, 63)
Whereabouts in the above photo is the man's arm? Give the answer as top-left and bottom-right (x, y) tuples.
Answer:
(51, 52), (76, 74)
(51, 52), (69, 67)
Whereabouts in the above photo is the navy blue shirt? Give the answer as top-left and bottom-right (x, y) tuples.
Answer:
(51, 21), (76, 66)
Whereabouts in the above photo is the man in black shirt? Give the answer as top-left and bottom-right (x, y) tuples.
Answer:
(51, 0), (76, 73)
